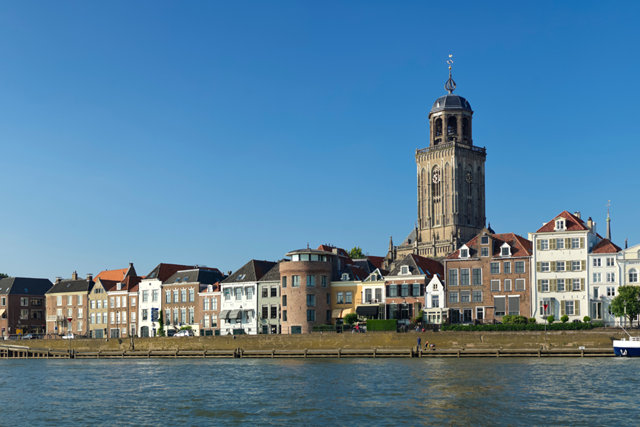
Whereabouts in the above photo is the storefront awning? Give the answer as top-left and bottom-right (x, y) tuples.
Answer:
(332, 309), (342, 318)
(229, 310), (241, 320)
(219, 310), (230, 320)
(356, 306), (379, 316)
(341, 308), (353, 317)
(0, 309), (5, 317)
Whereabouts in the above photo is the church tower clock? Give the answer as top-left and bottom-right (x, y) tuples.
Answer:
(413, 62), (487, 257)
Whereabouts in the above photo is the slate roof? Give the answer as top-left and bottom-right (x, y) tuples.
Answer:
(431, 94), (473, 113)
(446, 232), (533, 259)
(536, 211), (590, 233)
(353, 259), (376, 274)
(592, 239), (622, 254)
(259, 262), (281, 282)
(221, 260), (277, 284)
(144, 263), (198, 282)
(46, 279), (94, 294)
(388, 254), (444, 278)
(399, 229), (417, 246)
(165, 268), (226, 285)
(0, 278), (53, 295)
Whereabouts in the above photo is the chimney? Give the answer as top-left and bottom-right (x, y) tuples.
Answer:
(586, 217), (596, 235)
(71, 271), (78, 280)
(129, 263), (133, 267)
(55, 277), (62, 284)
(227, 271), (232, 276)
(87, 274), (93, 281)
(626, 238), (628, 249)
(574, 211), (581, 219)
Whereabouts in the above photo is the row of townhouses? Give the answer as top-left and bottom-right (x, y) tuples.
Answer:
(1, 210), (639, 338)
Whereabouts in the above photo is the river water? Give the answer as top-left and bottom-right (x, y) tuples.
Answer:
(0, 358), (637, 426)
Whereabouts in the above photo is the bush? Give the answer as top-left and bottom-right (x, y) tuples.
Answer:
(366, 319), (397, 332)
(344, 313), (358, 325)
(592, 321), (604, 328)
(441, 322), (595, 332)
(528, 318), (537, 324)
(546, 315), (555, 323)
(503, 315), (528, 325)
(583, 316), (591, 323)
(561, 315), (569, 323)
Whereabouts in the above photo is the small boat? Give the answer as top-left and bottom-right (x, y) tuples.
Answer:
(613, 328), (640, 357)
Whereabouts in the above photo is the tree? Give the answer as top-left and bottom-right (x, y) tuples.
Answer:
(0, 273), (8, 279)
(157, 311), (165, 337)
(609, 285), (640, 327)
(344, 313), (358, 325)
(348, 247), (365, 259)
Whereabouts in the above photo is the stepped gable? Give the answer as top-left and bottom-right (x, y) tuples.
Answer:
(592, 239), (622, 254)
(537, 211), (589, 233)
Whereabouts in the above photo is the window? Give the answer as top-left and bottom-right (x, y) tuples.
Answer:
(490, 263), (500, 274)
(213, 298), (217, 311)
(173, 290), (179, 303)
(555, 220), (565, 230)
(283, 295), (287, 307)
(116, 312), (120, 324)
(282, 277), (287, 288)
(557, 279), (565, 292)
(515, 279), (525, 291)
(607, 287), (615, 297)
(515, 261), (525, 274)
(449, 270), (458, 286)
(189, 308), (194, 324)
(68, 295), (73, 306)
(556, 261), (565, 272)
(307, 294), (316, 307)
(606, 258), (615, 267)
(508, 297), (520, 315)
(247, 287), (254, 300)
(494, 297), (506, 316)
(472, 291), (482, 302)
(412, 284), (420, 297)
(67, 308), (73, 317)
(103, 313), (108, 324)
(20, 309), (29, 320)
(490, 280), (500, 291)
(481, 247), (489, 257)
(606, 273), (615, 283)
(541, 262), (550, 272)
(571, 238), (580, 249)
(181, 308), (187, 325)
(234, 288), (242, 300)
(90, 313), (95, 324)
(262, 305), (268, 319)
(131, 312), (136, 323)
(572, 261), (581, 271)
(321, 276), (327, 287)
(20, 297), (28, 306)
(97, 300), (102, 309)
(461, 291), (470, 303)
(204, 315), (210, 328)
(262, 287), (268, 298)
(593, 258), (601, 267)
(56, 296), (62, 306)
(389, 285), (398, 297)
(573, 279), (581, 291)
(346, 291), (353, 304)
(593, 273), (602, 283)
(181, 289), (187, 303)
(540, 240), (549, 250)
(432, 295), (439, 308)
(540, 299), (552, 316)
(565, 300), (575, 316)
(341, 273), (350, 281)
(110, 312), (115, 324)
(271, 287), (277, 297)
(449, 292), (459, 303)
(541, 280), (549, 292)
(307, 276), (315, 287)
(375, 288), (382, 301)
(283, 311), (287, 322)
(630, 269), (638, 283)
(77, 308), (83, 319)
(503, 263), (512, 275)
(504, 279), (512, 292)
(78, 295), (83, 306)
(472, 269), (482, 286)
(337, 292), (344, 304)
(142, 290), (149, 303)
(90, 300), (95, 310)
(433, 283), (438, 291)
(401, 266), (409, 275)
(292, 276), (300, 287)
(307, 310), (316, 321)
(460, 249), (469, 258)
(501, 247), (510, 257)
(122, 296), (126, 308)
(400, 284), (408, 297)
(173, 309), (179, 325)
(131, 297), (136, 307)
(110, 297), (115, 308)
(461, 269), (470, 286)
(481, 236), (489, 245)
(77, 321), (83, 332)
(152, 290), (158, 303)
(556, 239), (565, 250)
(204, 298), (210, 311)
(365, 289), (372, 303)
(270, 305), (277, 319)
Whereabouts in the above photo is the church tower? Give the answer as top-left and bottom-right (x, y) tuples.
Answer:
(413, 62), (487, 257)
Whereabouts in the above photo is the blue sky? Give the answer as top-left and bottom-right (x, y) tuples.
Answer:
(1, 1), (638, 279)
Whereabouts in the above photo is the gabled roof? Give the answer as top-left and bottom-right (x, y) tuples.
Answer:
(165, 269), (226, 285)
(46, 278), (94, 294)
(0, 278), (53, 295)
(366, 256), (385, 270)
(592, 239), (622, 254)
(96, 279), (120, 293)
(94, 264), (136, 282)
(536, 211), (590, 233)
(400, 229), (417, 246)
(258, 262), (281, 282)
(144, 263), (198, 282)
(447, 232), (533, 259)
(221, 260), (277, 284)
(389, 254), (444, 278)
(339, 265), (369, 281)
(123, 276), (142, 292)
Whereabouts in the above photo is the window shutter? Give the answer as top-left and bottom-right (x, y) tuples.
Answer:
(550, 239), (557, 250)
(580, 238), (585, 249)
(581, 260), (586, 271)
(551, 261), (556, 272)
(551, 279), (557, 292)
(575, 301), (580, 316)
(580, 278), (585, 291)
(537, 280), (541, 293)
(536, 262), (541, 272)
(561, 301), (566, 316)
(565, 238), (571, 249)
(537, 240), (541, 251)
(565, 261), (571, 272)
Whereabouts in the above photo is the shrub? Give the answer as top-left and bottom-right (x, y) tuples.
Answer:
(344, 313), (358, 325)
(583, 316), (591, 323)
(366, 319), (397, 332)
(561, 315), (569, 323)
(528, 318), (536, 324)
(546, 315), (555, 323)
(592, 321), (604, 328)
(441, 322), (595, 332)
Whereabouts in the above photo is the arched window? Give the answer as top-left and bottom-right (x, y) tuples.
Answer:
(447, 116), (457, 135)
(435, 118), (443, 137)
(630, 269), (638, 283)
(432, 166), (441, 225)
(421, 168), (428, 228)
(462, 117), (469, 137)
(444, 163), (450, 224)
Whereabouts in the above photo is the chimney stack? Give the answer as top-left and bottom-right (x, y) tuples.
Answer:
(87, 274), (93, 281)
(574, 211), (581, 219)
(55, 277), (62, 284)
(586, 217), (596, 235)
(626, 238), (628, 249)
(71, 271), (78, 280)
(129, 263), (133, 267)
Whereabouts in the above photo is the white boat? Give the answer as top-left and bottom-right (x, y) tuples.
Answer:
(613, 328), (640, 357)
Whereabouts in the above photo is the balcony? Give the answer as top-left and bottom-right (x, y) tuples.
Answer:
(416, 141), (486, 156)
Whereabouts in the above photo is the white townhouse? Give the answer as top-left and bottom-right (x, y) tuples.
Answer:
(423, 274), (447, 325)
(588, 238), (624, 326)
(618, 243), (640, 288)
(356, 268), (387, 320)
(531, 211), (600, 322)
(220, 260), (276, 335)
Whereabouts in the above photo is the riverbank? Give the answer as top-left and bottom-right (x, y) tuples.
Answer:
(6, 329), (625, 352)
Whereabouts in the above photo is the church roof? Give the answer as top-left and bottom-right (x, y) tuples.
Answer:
(430, 94), (472, 113)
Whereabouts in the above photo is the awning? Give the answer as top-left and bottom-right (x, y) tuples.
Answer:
(0, 309), (5, 317)
(229, 310), (241, 320)
(356, 306), (379, 316)
(341, 308), (353, 317)
(332, 309), (342, 318)
(219, 310), (230, 320)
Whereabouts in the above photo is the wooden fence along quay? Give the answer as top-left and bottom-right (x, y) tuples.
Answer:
(0, 344), (615, 359)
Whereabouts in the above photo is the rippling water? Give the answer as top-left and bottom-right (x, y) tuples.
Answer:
(0, 357), (637, 426)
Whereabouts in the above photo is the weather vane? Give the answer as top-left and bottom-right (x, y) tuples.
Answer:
(445, 54), (456, 94)
(606, 200), (611, 215)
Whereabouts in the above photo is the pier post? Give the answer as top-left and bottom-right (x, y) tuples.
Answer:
(271, 349), (274, 358)
(304, 349), (307, 359)
(373, 348), (376, 359)
(496, 350), (500, 358)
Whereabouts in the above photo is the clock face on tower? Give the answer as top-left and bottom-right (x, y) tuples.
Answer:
(432, 169), (440, 184)
(466, 172), (473, 183)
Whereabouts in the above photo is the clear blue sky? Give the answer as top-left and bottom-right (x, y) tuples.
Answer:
(1, 1), (638, 279)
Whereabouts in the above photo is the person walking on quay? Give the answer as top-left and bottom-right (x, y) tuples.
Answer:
(417, 336), (421, 350)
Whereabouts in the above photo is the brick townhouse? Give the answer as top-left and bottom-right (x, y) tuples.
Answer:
(0, 277), (52, 337)
(45, 272), (94, 336)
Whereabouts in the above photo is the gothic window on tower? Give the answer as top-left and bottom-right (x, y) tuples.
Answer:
(462, 117), (469, 139)
(447, 116), (457, 138)
(444, 163), (450, 225)
(432, 167), (441, 226)
(435, 118), (443, 137)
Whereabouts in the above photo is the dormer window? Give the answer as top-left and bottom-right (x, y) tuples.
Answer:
(341, 273), (350, 281)
(460, 248), (469, 259)
(501, 244), (511, 257)
(117, 283), (122, 291)
(481, 236), (489, 245)
(401, 266), (409, 275)
(555, 219), (565, 231)
(433, 283), (438, 291)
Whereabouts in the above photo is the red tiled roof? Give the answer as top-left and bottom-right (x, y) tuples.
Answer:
(199, 282), (220, 293)
(367, 256), (385, 270)
(447, 232), (533, 259)
(122, 276), (142, 292)
(97, 279), (120, 292)
(349, 266), (369, 281)
(536, 210), (589, 233)
(316, 245), (355, 265)
(410, 254), (444, 277)
(592, 239), (622, 254)
(94, 267), (129, 282)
